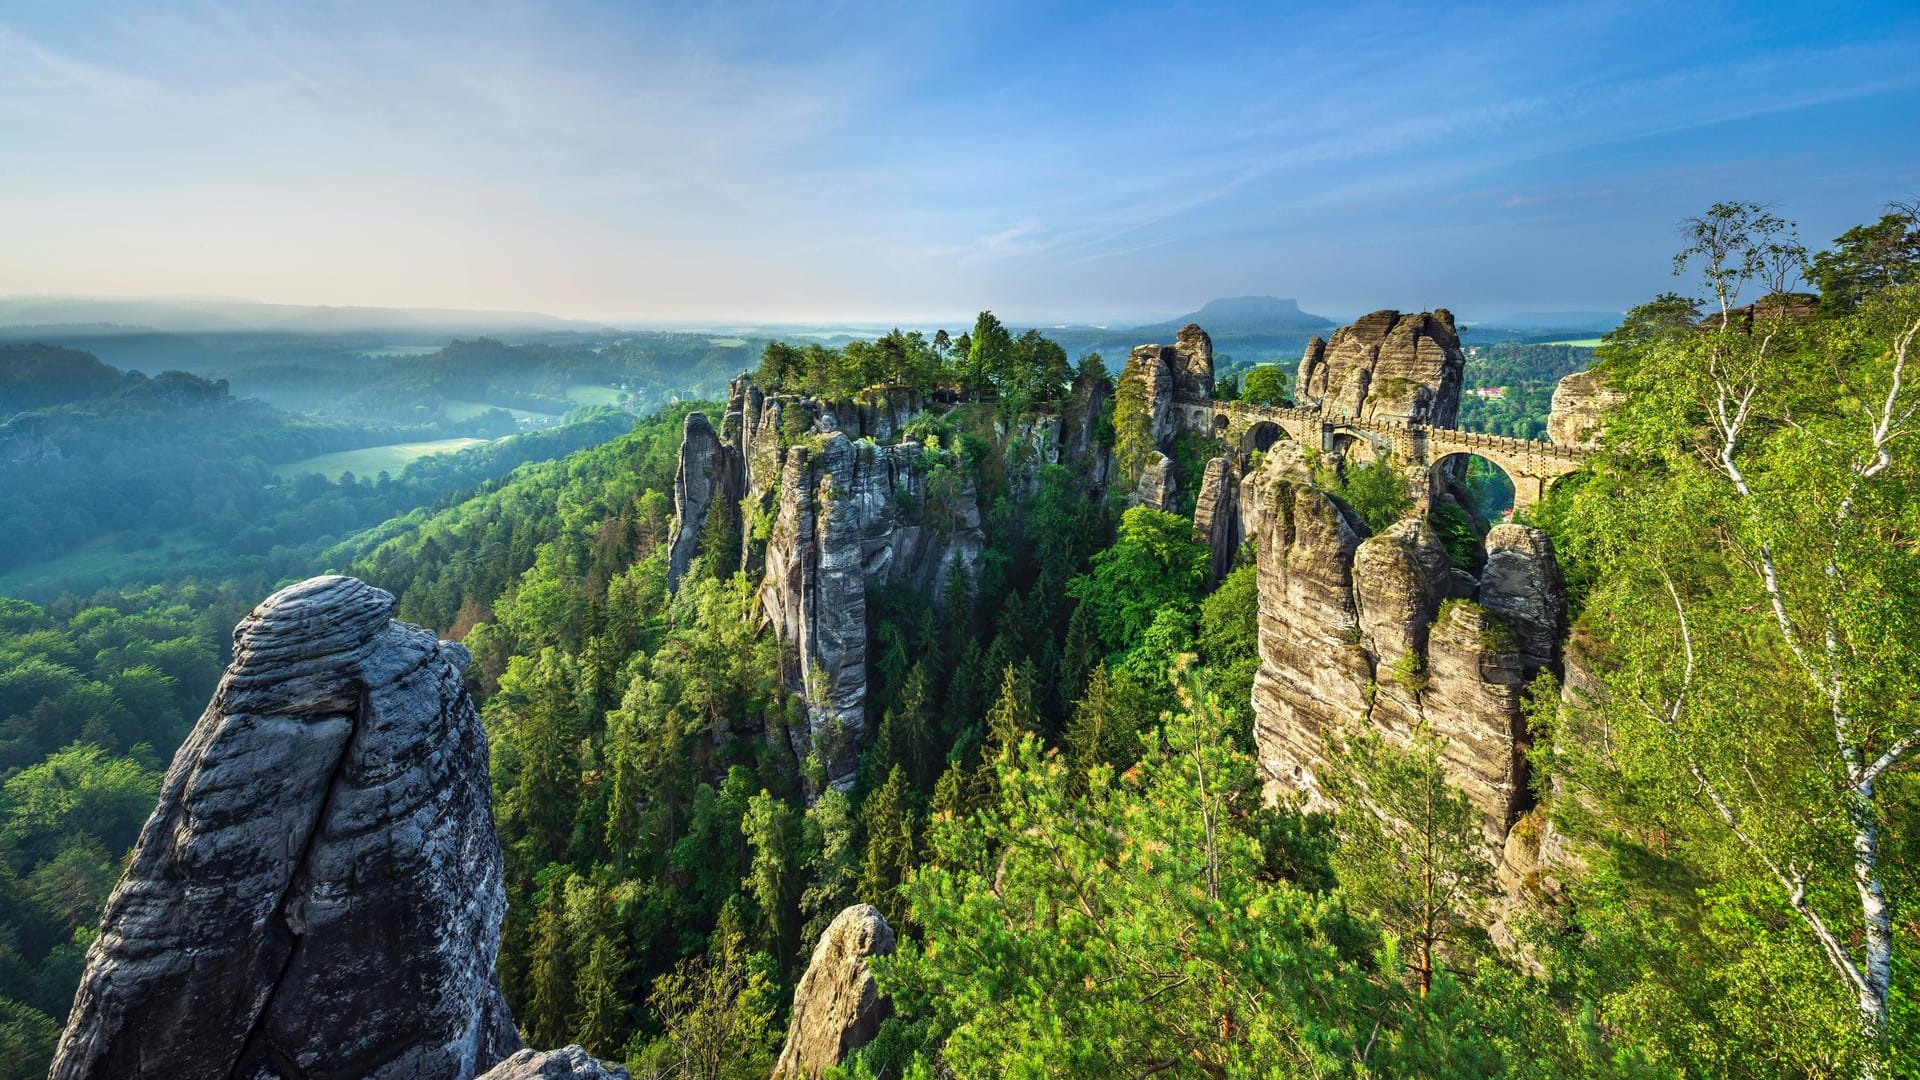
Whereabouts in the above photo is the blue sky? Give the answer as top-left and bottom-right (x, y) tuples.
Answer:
(1, 0), (1916, 324)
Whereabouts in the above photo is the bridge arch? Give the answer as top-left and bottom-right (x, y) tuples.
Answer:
(1242, 419), (1285, 454)
(1330, 430), (1380, 465)
(1429, 451), (1518, 521)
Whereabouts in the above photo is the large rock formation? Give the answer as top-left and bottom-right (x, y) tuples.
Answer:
(480, 1047), (631, 1079)
(1121, 323), (1215, 453)
(1192, 455), (1241, 581)
(1244, 445), (1567, 844)
(1294, 310), (1465, 426)
(669, 410), (736, 590)
(52, 576), (520, 1080)
(1545, 370), (1624, 448)
(759, 432), (983, 788)
(772, 905), (896, 1079)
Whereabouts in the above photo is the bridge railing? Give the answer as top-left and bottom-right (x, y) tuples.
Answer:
(1205, 398), (1587, 461)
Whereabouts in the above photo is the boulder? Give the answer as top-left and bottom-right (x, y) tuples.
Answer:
(772, 905), (897, 1079)
(1294, 310), (1464, 426)
(1546, 370), (1624, 447)
(51, 576), (519, 1080)
(481, 1047), (632, 1080)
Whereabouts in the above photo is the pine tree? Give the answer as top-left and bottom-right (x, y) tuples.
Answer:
(857, 765), (917, 929)
(525, 877), (575, 1051)
(571, 897), (630, 1057)
(1059, 600), (1099, 706)
(740, 790), (800, 966)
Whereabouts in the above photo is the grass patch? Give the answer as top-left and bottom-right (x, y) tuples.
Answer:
(1541, 337), (1603, 348)
(708, 337), (749, 348)
(0, 530), (224, 598)
(442, 400), (558, 422)
(565, 384), (626, 407)
(273, 438), (493, 479)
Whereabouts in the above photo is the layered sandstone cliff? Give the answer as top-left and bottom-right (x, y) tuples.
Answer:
(1546, 369), (1624, 448)
(759, 432), (984, 788)
(52, 576), (522, 1080)
(1294, 310), (1465, 426)
(1242, 446), (1566, 844)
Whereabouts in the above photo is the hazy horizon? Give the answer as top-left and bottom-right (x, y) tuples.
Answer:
(4, 1), (1917, 323)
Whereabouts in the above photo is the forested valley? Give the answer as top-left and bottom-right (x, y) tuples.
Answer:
(4, 201), (1919, 1080)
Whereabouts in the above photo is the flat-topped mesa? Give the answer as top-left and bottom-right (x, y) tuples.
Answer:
(52, 575), (520, 1080)
(1241, 447), (1567, 847)
(1295, 309), (1465, 427)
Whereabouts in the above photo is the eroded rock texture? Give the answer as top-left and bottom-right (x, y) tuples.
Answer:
(1546, 369), (1624, 447)
(52, 575), (519, 1080)
(480, 1047), (631, 1080)
(1122, 323), (1214, 452)
(1294, 310), (1465, 426)
(1192, 455), (1241, 581)
(669, 411), (737, 590)
(1245, 446), (1567, 844)
(759, 432), (983, 788)
(772, 905), (896, 1080)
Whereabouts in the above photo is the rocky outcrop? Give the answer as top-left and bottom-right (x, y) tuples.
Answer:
(0, 410), (60, 464)
(481, 1047), (631, 1079)
(52, 575), (519, 1080)
(1245, 447), (1568, 844)
(772, 905), (896, 1079)
(669, 411), (738, 590)
(1135, 451), (1176, 511)
(1294, 310), (1464, 426)
(1545, 370), (1623, 448)
(760, 433), (983, 788)
(1121, 323), (1214, 451)
(1192, 455), (1241, 580)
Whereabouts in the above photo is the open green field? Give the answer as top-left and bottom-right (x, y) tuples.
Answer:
(0, 530), (225, 599)
(1542, 337), (1604, 347)
(708, 337), (749, 348)
(442, 399), (558, 422)
(273, 437), (493, 479)
(565, 383), (626, 406)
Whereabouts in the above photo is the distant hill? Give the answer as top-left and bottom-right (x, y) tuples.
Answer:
(0, 296), (602, 336)
(1130, 296), (1335, 337)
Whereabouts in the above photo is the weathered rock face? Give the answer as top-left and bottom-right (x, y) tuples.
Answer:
(52, 575), (519, 1080)
(772, 905), (896, 1080)
(0, 410), (61, 464)
(760, 433), (984, 788)
(669, 411), (738, 590)
(1245, 448), (1568, 844)
(480, 1047), (631, 1080)
(1192, 455), (1241, 581)
(1122, 323), (1214, 452)
(1294, 310), (1464, 426)
(1135, 450), (1176, 511)
(1545, 370), (1624, 448)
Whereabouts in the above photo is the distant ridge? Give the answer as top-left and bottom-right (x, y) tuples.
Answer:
(0, 296), (603, 335)
(1130, 296), (1335, 337)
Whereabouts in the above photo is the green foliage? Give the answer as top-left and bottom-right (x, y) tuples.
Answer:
(1065, 507), (1210, 657)
(1316, 454), (1413, 534)
(1108, 360), (1155, 490)
(1239, 363), (1289, 405)
(1321, 727), (1493, 994)
(1808, 202), (1920, 314)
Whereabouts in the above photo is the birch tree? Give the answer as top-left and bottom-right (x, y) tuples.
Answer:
(1560, 203), (1920, 1070)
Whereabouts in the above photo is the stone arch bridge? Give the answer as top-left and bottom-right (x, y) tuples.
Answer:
(1188, 399), (1590, 512)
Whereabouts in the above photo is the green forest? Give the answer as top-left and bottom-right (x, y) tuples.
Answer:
(2, 200), (1918, 1079)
